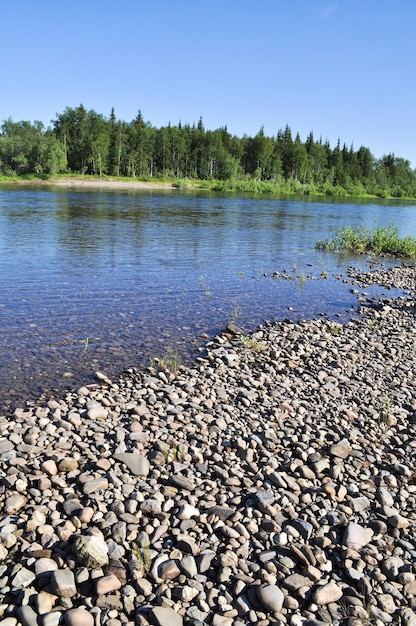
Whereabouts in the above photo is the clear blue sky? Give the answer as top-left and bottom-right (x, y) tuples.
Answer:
(2, 1), (415, 166)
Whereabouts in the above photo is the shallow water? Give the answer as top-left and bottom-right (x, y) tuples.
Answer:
(0, 185), (414, 411)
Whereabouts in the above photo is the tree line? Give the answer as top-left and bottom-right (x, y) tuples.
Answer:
(1, 103), (415, 198)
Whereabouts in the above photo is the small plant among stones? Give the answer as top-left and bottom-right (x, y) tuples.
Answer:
(133, 543), (152, 575)
(378, 395), (394, 427)
(150, 350), (181, 373)
(241, 335), (266, 352)
(160, 438), (186, 462)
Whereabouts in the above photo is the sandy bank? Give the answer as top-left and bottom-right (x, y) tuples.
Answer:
(1, 177), (177, 191)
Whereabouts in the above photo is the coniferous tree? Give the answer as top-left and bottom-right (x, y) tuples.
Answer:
(1, 104), (416, 197)
(107, 108), (119, 176)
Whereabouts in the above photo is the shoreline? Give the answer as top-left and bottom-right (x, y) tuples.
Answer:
(0, 265), (416, 624)
(0, 176), (178, 191)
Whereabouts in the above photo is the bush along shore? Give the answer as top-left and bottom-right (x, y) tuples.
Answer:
(0, 266), (416, 626)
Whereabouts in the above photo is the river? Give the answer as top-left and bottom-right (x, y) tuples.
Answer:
(0, 184), (414, 411)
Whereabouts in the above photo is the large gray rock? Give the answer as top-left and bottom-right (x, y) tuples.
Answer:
(64, 608), (95, 626)
(329, 438), (352, 459)
(50, 569), (77, 597)
(256, 584), (285, 612)
(313, 580), (343, 605)
(342, 522), (374, 550)
(113, 452), (150, 476)
(17, 605), (39, 626)
(151, 606), (184, 626)
(72, 535), (109, 568)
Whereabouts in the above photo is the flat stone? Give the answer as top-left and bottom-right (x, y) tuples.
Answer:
(177, 503), (200, 519)
(211, 616), (234, 626)
(94, 371), (112, 384)
(288, 519), (314, 541)
(151, 606), (184, 626)
(42, 612), (63, 626)
(35, 557), (59, 576)
(36, 590), (56, 614)
(253, 490), (276, 514)
(351, 496), (371, 512)
(284, 573), (314, 592)
(169, 475), (195, 491)
(139, 499), (162, 515)
(0, 439), (14, 454)
(377, 487), (394, 507)
(378, 594), (397, 614)
(113, 452), (150, 477)
(11, 567), (36, 589)
(180, 555), (198, 578)
(64, 608), (95, 626)
(313, 580), (343, 605)
(175, 535), (199, 555)
(0, 619), (18, 626)
(159, 559), (181, 580)
(342, 522), (374, 550)
(329, 438), (352, 459)
(41, 459), (58, 475)
(72, 535), (109, 568)
(4, 494), (27, 514)
(176, 585), (199, 602)
(95, 574), (122, 595)
(205, 505), (234, 521)
(82, 477), (109, 495)
(402, 608), (416, 626)
(382, 556), (405, 580)
(50, 569), (77, 597)
(387, 512), (410, 529)
(16, 605), (38, 626)
(58, 457), (79, 472)
(256, 584), (285, 612)
(87, 405), (108, 420)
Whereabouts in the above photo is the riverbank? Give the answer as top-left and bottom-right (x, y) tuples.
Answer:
(0, 176), (176, 191)
(0, 266), (416, 626)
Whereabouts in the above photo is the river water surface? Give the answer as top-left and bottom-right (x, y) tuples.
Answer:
(0, 185), (415, 411)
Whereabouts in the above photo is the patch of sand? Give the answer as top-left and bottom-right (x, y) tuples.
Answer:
(2, 177), (176, 191)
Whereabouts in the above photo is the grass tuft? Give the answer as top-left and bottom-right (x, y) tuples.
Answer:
(150, 349), (181, 373)
(316, 222), (416, 258)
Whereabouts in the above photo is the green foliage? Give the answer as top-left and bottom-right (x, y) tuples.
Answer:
(316, 223), (416, 258)
(173, 177), (189, 189)
(1, 106), (416, 197)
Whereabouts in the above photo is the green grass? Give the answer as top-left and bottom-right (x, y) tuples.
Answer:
(81, 337), (89, 356)
(150, 349), (181, 373)
(316, 222), (416, 258)
(4, 173), (414, 199)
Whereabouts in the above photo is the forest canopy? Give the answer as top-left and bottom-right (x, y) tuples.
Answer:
(1, 104), (415, 198)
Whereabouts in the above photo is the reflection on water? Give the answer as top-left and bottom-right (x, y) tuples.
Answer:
(0, 185), (414, 411)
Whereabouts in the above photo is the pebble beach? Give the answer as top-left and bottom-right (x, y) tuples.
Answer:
(0, 265), (416, 626)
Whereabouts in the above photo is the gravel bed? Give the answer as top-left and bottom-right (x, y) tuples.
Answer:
(0, 266), (415, 626)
